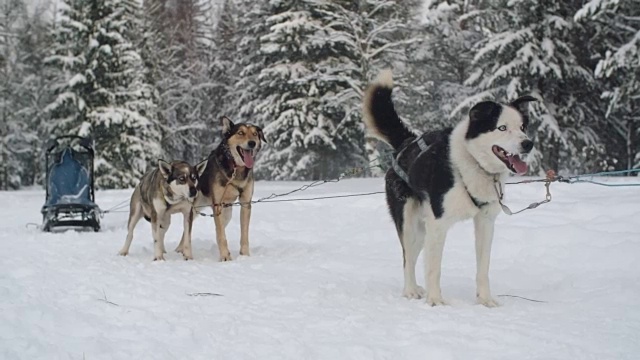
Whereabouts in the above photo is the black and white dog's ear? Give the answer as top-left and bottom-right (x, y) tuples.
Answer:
(221, 116), (234, 135)
(195, 159), (208, 177)
(158, 159), (172, 179)
(510, 95), (537, 111)
(469, 101), (501, 123)
(256, 126), (267, 143)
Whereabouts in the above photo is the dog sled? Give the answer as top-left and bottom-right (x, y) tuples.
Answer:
(40, 136), (101, 232)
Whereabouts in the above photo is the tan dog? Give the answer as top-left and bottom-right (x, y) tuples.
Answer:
(194, 117), (265, 261)
(119, 159), (207, 261)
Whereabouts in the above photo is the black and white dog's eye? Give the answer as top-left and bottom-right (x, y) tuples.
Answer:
(497, 125), (507, 131)
(520, 125), (525, 131)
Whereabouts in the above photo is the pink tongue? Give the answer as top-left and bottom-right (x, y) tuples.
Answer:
(242, 149), (254, 168)
(508, 154), (527, 175)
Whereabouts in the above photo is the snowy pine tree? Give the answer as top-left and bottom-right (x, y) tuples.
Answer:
(44, 0), (90, 137)
(208, 0), (237, 124)
(253, 1), (330, 180)
(316, 0), (422, 177)
(46, 0), (162, 188)
(142, 0), (214, 164)
(576, 0), (640, 172)
(247, 0), (420, 180)
(0, 0), (50, 189)
(463, 0), (604, 174)
(406, 0), (482, 129)
(224, 0), (269, 123)
(0, 0), (26, 189)
(2, 0), (638, 189)
(11, 2), (54, 187)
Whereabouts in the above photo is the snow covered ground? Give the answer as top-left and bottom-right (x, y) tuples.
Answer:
(1, 177), (639, 360)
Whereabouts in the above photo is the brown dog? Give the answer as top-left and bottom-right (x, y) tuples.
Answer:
(194, 117), (265, 261)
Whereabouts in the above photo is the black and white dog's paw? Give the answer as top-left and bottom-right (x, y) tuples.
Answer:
(477, 295), (500, 308)
(402, 286), (426, 300)
(426, 294), (448, 307)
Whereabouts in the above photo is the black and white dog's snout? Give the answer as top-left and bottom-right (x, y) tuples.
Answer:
(189, 187), (197, 197)
(520, 140), (534, 153)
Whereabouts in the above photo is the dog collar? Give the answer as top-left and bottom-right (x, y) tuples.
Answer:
(214, 150), (239, 176)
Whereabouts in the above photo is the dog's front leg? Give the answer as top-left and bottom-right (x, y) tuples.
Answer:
(178, 209), (195, 260)
(213, 207), (232, 261)
(239, 183), (254, 256)
(474, 208), (500, 307)
(424, 221), (448, 306)
(239, 203), (252, 256)
(154, 212), (170, 261)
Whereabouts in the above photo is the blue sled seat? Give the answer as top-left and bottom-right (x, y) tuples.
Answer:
(45, 148), (97, 208)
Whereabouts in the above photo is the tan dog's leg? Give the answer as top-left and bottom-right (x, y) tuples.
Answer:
(150, 212), (160, 261)
(222, 206), (233, 227)
(175, 213), (185, 254)
(153, 212), (170, 261)
(160, 233), (167, 254)
(175, 208), (189, 254)
(179, 208), (195, 260)
(213, 206), (232, 261)
(239, 182), (254, 256)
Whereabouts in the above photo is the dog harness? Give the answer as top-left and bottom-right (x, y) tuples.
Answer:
(393, 135), (489, 209)
(466, 189), (489, 208)
(391, 136), (430, 186)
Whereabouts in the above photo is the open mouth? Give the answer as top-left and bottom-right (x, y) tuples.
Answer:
(492, 145), (528, 175)
(236, 146), (255, 168)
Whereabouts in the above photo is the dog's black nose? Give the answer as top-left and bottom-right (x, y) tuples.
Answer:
(189, 187), (197, 197)
(521, 140), (534, 153)
(248, 140), (256, 149)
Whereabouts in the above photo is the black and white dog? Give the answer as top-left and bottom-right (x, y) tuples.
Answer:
(362, 70), (536, 307)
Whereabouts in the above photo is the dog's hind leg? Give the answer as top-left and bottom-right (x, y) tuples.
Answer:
(400, 199), (425, 299)
(424, 220), (448, 306)
(474, 208), (500, 307)
(119, 199), (143, 256)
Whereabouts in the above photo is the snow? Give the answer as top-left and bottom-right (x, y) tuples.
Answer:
(68, 73), (87, 87)
(574, 0), (619, 21)
(1, 178), (640, 359)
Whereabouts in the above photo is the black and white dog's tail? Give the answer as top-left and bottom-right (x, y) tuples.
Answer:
(362, 70), (416, 150)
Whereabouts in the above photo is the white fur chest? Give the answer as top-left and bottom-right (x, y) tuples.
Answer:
(152, 197), (193, 216)
(441, 181), (481, 223)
